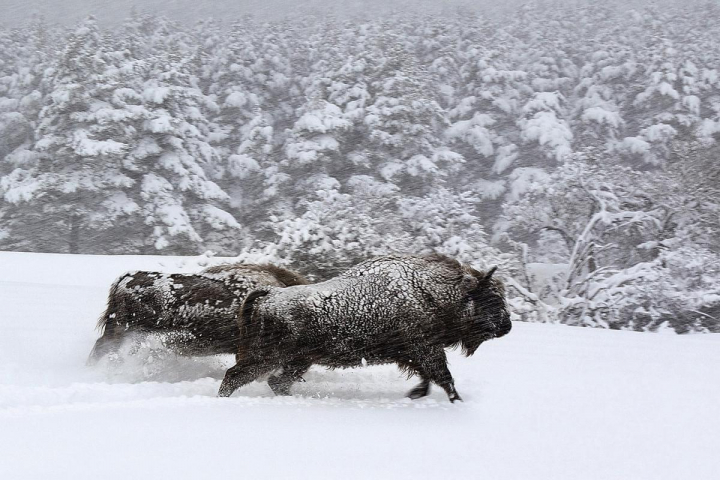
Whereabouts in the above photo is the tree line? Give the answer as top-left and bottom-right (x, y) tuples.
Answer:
(1, 1), (719, 332)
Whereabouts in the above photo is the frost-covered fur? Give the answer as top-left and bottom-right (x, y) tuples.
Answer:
(218, 254), (511, 402)
(88, 263), (308, 364)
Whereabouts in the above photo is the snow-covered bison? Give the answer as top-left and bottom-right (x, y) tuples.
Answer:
(88, 263), (308, 364)
(218, 254), (511, 402)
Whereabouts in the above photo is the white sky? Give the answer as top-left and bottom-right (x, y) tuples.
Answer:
(0, 0), (665, 27)
(0, 0), (506, 25)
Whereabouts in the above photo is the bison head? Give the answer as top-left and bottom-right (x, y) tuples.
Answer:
(459, 266), (512, 356)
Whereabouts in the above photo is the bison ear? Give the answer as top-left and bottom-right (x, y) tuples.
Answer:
(460, 274), (479, 292)
(483, 266), (498, 282)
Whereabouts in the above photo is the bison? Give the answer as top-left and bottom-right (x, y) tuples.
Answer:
(88, 263), (308, 364)
(218, 254), (511, 402)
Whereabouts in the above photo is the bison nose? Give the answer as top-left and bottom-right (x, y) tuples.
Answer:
(496, 318), (512, 338)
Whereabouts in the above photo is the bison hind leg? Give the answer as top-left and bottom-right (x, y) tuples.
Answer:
(267, 360), (311, 396)
(87, 335), (120, 366)
(396, 359), (432, 400)
(407, 379), (431, 399)
(218, 358), (276, 398)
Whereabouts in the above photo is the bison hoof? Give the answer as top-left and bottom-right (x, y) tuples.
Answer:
(407, 384), (430, 400)
(449, 393), (463, 403)
(218, 388), (233, 398)
(218, 380), (236, 398)
(268, 376), (292, 396)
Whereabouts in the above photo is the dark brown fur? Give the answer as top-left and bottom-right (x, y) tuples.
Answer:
(88, 263), (308, 364)
(218, 254), (511, 402)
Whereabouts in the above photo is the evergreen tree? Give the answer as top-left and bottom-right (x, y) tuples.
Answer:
(1, 18), (127, 253)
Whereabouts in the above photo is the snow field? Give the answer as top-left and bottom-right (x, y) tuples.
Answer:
(0, 251), (718, 479)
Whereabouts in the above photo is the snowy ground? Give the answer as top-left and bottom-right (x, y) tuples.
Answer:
(0, 251), (718, 479)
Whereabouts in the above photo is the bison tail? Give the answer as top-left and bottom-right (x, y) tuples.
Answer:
(95, 305), (113, 334)
(95, 275), (127, 333)
(240, 287), (272, 325)
(89, 274), (131, 365)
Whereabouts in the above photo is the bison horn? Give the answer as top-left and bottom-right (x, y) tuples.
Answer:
(484, 266), (498, 281)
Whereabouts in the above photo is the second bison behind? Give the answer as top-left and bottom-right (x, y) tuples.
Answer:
(219, 254), (512, 402)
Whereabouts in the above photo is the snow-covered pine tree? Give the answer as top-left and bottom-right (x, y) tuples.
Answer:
(256, 175), (411, 280)
(0, 19), (57, 249)
(281, 94), (352, 194)
(203, 20), (261, 166)
(125, 49), (240, 254)
(397, 187), (507, 270)
(1, 18), (132, 253)
(361, 35), (462, 195)
(222, 104), (283, 241)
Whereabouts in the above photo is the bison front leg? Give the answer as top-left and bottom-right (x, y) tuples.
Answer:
(267, 360), (311, 396)
(218, 358), (275, 398)
(410, 346), (462, 403)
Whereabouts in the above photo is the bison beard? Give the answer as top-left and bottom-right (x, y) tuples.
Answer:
(88, 263), (308, 364)
(218, 254), (512, 403)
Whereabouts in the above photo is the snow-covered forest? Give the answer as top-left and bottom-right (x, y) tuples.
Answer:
(1, 1), (719, 333)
